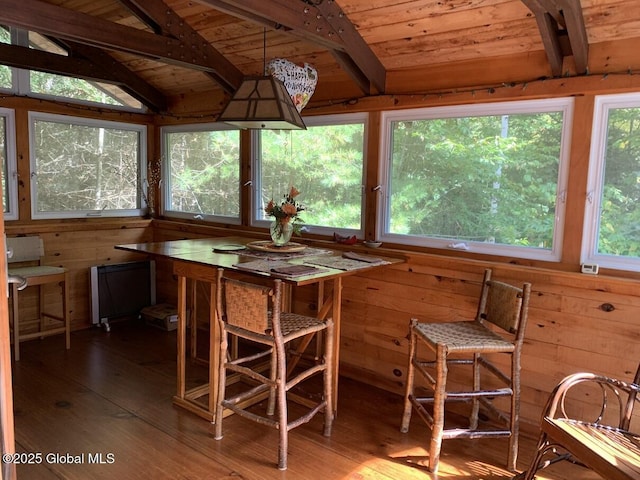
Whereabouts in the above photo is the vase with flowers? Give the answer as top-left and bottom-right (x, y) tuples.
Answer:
(264, 186), (305, 246)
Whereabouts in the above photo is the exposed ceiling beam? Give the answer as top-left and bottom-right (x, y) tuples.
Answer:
(119, 0), (241, 92)
(0, 42), (167, 111)
(63, 41), (168, 112)
(0, 0), (244, 93)
(196, 0), (386, 95)
(522, 0), (588, 76)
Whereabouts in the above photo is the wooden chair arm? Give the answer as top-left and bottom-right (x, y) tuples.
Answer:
(543, 371), (640, 431)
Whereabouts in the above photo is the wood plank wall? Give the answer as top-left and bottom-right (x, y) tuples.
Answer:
(5, 220), (154, 332)
(149, 221), (640, 435)
(4, 73), (640, 436)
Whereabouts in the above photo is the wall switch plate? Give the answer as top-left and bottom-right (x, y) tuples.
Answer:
(581, 263), (599, 274)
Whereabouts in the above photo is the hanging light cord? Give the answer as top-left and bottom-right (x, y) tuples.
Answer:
(263, 28), (267, 75)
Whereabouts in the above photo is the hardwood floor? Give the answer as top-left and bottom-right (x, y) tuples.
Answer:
(10, 320), (599, 479)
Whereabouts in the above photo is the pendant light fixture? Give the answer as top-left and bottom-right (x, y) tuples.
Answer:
(218, 29), (306, 130)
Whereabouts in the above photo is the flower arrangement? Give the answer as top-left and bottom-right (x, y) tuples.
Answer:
(265, 186), (305, 238)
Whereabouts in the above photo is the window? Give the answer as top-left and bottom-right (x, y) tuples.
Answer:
(0, 27), (12, 90)
(29, 112), (147, 219)
(0, 108), (17, 220)
(253, 113), (367, 236)
(161, 124), (241, 223)
(380, 98), (573, 261)
(0, 27), (142, 110)
(583, 93), (640, 272)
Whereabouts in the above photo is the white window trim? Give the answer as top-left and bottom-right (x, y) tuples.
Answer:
(582, 92), (640, 272)
(251, 112), (369, 238)
(161, 123), (241, 225)
(29, 112), (147, 220)
(379, 98), (574, 261)
(1, 107), (17, 220)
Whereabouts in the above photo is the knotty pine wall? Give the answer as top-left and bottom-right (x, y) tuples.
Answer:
(148, 220), (640, 435)
(4, 74), (640, 435)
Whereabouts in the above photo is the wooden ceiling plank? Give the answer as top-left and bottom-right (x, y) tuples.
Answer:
(122, 0), (243, 92)
(196, 0), (386, 94)
(196, 0), (346, 50)
(0, 0), (242, 89)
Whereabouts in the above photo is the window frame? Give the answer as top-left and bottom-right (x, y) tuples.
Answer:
(251, 112), (369, 237)
(29, 111), (147, 220)
(0, 107), (17, 220)
(379, 98), (574, 261)
(0, 27), (144, 112)
(161, 122), (242, 224)
(582, 92), (640, 272)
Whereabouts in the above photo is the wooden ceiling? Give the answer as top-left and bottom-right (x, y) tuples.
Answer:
(0, 0), (638, 115)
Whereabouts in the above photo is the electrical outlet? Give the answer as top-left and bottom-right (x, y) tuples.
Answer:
(581, 264), (599, 274)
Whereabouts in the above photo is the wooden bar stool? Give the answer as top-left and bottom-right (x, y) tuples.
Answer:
(401, 268), (531, 473)
(7, 236), (70, 361)
(213, 269), (334, 470)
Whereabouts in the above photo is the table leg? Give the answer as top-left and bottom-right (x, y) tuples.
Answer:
(330, 277), (342, 416)
(310, 278), (342, 416)
(176, 275), (187, 400)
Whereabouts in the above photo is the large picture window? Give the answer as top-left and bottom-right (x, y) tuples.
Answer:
(161, 124), (241, 223)
(29, 113), (146, 219)
(253, 113), (367, 236)
(583, 93), (640, 272)
(380, 99), (573, 260)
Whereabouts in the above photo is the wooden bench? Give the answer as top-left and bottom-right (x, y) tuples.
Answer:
(517, 364), (640, 480)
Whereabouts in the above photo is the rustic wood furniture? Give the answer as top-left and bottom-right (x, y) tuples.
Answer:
(116, 236), (403, 422)
(401, 268), (532, 473)
(213, 271), (334, 470)
(517, 363), (640, 480)
(6, 235), (69, 361)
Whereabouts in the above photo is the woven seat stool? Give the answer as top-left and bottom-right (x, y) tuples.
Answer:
(213, 269), (334, 471)
(400, 268), (531, 473)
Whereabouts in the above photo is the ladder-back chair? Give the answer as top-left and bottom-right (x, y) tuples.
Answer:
(7, 235), (70, 361)
(401, 268), (531, 473)
(214, 269), (334, 470)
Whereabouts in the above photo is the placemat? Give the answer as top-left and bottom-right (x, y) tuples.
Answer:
(233, 259), (327, 277)
(304, 255), (390, 271)
(239, 246), (333, 260)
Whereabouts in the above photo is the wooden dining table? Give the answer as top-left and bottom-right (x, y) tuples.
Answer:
(116, 236), (404, 421)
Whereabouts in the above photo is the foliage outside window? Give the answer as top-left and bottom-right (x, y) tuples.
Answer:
(0, 27), (11, 90)
(0, 108), (17, 220)
(583, 93), (640, 272)
(29, 112), (146, 219)
(254, 113), (367, 235)
(380, 99), (573, 260)
(162, 124), (241, 223)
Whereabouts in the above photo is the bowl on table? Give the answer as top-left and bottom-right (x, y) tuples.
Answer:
(363, 241), (382, 248)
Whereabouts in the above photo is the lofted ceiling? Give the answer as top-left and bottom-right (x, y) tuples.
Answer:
(0, 0), (638, 115)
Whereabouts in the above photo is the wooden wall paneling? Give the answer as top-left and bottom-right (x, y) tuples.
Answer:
(561, 95), (594, 265)
(14, 109), (31, 222)
(6, 222), (153, 331)
(364, 111), (381, 241)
